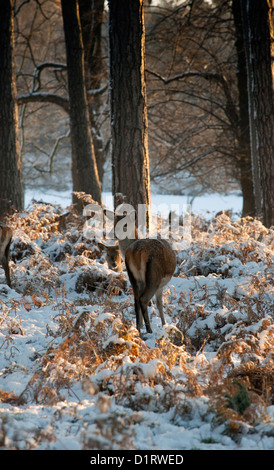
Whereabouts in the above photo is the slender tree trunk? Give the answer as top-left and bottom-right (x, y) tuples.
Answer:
(241, 0), (274, 227)
(0, 0), (23, 215)
(79, 0), (106, 184)
(108, 0), (151, 219)
(61, 0), (102, 209)
(232, 0), (255, 218)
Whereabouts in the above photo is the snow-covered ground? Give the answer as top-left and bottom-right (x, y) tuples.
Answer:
(25, 188), (243, 218)
(0, 191), (273, 450)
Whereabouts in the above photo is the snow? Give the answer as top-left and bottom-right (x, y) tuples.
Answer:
(25, 188), (243, 218)
(0, 191), (273, 450)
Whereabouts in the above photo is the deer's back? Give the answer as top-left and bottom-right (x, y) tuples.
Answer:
(125, 238), (176, 282)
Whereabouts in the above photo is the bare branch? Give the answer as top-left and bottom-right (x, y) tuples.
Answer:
(146, 68), (239, 128)
(15, 0), (31, 16)
(17, 92), (69, 113)
(32, 62), (67, 92)
(49, 129), (70, 174)
(87, 83), (108, 96)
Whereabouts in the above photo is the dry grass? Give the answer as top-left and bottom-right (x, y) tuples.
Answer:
(0, 202), (273, 448)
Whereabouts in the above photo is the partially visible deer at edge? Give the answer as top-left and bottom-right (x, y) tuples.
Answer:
(99, 208), (176, 334)
(0, 224), (13, 288)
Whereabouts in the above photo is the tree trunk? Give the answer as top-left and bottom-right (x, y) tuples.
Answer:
(108, 0), (151, 220)
(232, 0), (255, 218)
(78, 0), (106, 184)
(61, 0), (102, 210)
(0, 0), (23, 215)
(241, 0), (274, 227)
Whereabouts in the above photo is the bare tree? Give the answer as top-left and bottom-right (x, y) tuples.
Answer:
(0, 0), (23, 214)
(79, 0), (107, 183)
(15, 0), (107, 200)
(145, 1), (238, 196)
(108, 0), (151, 218)
(61, 0), (102, 208)
(15, 0), (71, 190)
(145, 0), (256, 215)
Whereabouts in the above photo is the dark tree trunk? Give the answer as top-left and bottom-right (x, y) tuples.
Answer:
(108, 0), (151, 219)
(61, 0), (102, 209)
(79, 0), (104, 92)
(232, 0), (255, 218)
(241, 0), (274, 227)
(78, 0), (106, 184)
(0, 0), (23, 215)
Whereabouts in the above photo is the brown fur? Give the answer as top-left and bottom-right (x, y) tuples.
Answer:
(125, 239), (176, 333)
(98, 242), (122, 272)
(0, 225), (13, 287)
(102, 205), (177, 333)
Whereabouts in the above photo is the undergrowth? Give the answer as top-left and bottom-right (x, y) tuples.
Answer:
(0, 202), (273, 449)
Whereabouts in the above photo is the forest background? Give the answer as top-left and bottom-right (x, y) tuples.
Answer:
(0, 0), (273, 451)
(1, 0), (273, 227)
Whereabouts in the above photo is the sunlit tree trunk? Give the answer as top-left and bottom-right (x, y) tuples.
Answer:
(0, 0), (23, 215)
(241, 0), (274, 227)
(108, 0), (151, 221)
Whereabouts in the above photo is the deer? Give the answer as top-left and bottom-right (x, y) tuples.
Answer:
(100, 205), (177, 334)
(0, 224), (13, 288)
(98, 242), (122, 272)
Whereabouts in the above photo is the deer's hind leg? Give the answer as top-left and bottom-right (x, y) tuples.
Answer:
(155, 287), (165, 326)
(138, 259), (163, 333)
(126, 260), (145, 332)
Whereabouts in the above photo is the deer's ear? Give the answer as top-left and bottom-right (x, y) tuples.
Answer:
(98, 241), (119, 252)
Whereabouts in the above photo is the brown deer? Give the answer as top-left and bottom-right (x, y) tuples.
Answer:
(101, 206), (176, 334)
(0, 224), (13, 287)
(98, 242), (122, 272)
